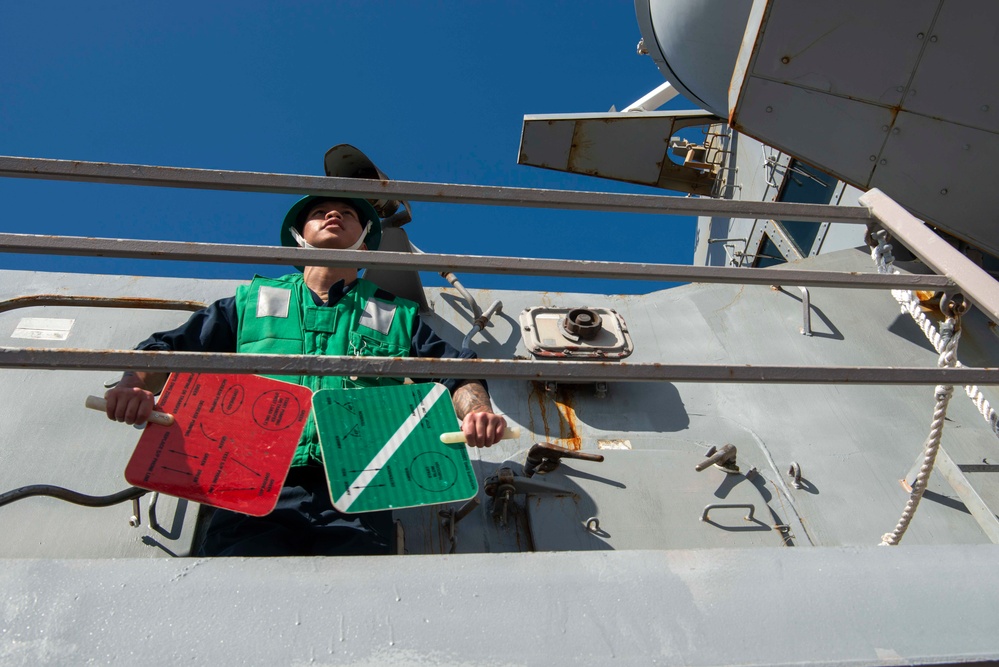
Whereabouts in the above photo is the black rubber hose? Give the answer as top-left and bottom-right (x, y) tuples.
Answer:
(0, 484), (146, 508)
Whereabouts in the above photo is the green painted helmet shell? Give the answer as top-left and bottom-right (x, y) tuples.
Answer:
(280, 195), (382, 267)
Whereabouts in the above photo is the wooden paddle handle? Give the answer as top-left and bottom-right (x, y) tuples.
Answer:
(440, 426), (520, 444)
(85, 395), (175, 426)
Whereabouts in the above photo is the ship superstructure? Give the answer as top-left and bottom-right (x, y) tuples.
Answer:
(2, 1), (999, 664)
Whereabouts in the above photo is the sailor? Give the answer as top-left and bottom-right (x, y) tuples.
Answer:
(103, 192), (506, 556)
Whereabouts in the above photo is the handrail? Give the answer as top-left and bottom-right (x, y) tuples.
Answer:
(0, 156), (872, 223)
(861, 189), (999, 324)
(0, 156), (995, 324)
(0, 295), (206, 314)
(0, 232), (952, 291)
(0, 349), (994, 385)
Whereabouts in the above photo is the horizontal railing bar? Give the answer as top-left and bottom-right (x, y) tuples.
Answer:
(0, 232), (953, 290)
(0, 156), (873, 223)
(861, 189), (999, 323)
(2, 349), (995, 385)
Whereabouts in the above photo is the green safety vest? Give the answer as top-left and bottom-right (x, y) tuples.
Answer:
(235, 274), (419, 467)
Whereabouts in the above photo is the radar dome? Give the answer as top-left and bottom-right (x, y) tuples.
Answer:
(635, 0), (752, 115)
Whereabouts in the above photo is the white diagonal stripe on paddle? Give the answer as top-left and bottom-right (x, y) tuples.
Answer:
(335, 383), (449, 511)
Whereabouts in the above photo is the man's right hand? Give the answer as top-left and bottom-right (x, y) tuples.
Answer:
(103, 371), (163, 425)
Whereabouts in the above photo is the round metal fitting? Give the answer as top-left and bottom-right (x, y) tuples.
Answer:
(585, 517), (601, 532)
(940, 292), (969, 317)
(780, 56), (790, 64)
(562, 308), (602, 340)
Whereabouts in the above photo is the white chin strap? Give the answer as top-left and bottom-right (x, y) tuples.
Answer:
(288, 221), (371, 251)
(288, 227), (315, 249)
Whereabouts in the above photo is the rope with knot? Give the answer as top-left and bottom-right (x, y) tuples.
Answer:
(869, 230), (998, 438)
(880, 320), (960, 545)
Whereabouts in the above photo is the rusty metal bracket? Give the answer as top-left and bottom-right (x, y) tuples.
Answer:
(0, 294), (206, 315)
(523, 442), (605, 477)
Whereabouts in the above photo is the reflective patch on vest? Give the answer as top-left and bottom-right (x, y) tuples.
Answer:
(359, 299), (396, 335)
(257, 286), (291, 318)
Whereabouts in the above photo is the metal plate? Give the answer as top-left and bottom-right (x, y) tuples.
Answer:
(872, 110), (999, 255)
(519, 306), (632, 359)
(519, 111), (720, 193)
(905, 1), (999, 134)
(734, 77), (889, 187)
(750, 0), (937, 107)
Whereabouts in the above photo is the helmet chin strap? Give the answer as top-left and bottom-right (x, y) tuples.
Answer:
(289, 221), (371, 251)
(288, 226), (315, 249)
(347, 221), (372, 250)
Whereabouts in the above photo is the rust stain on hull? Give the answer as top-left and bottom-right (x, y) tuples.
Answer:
(528, 381), (581, 451)
(527, 381), (551, 442)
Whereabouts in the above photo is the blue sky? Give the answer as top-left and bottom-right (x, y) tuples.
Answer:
(0, 1), (696, 294)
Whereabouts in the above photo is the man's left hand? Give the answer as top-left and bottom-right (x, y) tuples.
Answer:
(461, 411), (507, 448)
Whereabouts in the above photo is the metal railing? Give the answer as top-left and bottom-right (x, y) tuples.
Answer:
(0, 155), (996, 386)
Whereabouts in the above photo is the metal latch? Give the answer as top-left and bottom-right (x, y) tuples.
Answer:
(524, 442), (605, 477)
(695, 444), (739, 474)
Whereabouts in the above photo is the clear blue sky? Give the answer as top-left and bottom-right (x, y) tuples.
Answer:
(0, 1), (696, 294)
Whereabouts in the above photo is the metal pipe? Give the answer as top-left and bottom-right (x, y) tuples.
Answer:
(1, 348), (996, 385)
(462, 300), (502, 349)
(147, 491), (161, 531)
(0, 155), (873, 223)
(0, 294), (206, 314)
(442, 272), (481, 319)
(0, 232), (953, 291)
(798, 287), (812, 336)
(622, 82), (679, 112)
(0, 484), (145, 509)
(410, 240), (481, 319)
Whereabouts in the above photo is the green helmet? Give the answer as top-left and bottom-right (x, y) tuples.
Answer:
(280, 195), (382, 261)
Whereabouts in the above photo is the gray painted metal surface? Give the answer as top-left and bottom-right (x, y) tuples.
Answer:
(692, 130), (868, 272)
(3, 243), (998, 563)
(4, 546), (999, 666)
(635, 0), (753, 116)
(728, 0), (999, 258)
(1, 250), (998, 663)
(518, 111), (721, 193)
(526, 451), (793, 550)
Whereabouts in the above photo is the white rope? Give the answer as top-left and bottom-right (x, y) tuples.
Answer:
(880, 326), (959, 545)
(870, 235), (999, 438)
